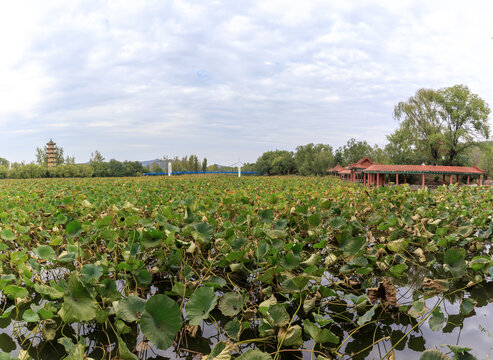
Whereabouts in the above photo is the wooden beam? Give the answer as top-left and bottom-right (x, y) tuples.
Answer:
(396, 173), (399, 185)
(467, 175), (470, 185)
(422, 173), (425, 189)
(449, 174), (453, 185)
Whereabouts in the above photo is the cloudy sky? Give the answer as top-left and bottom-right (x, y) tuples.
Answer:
(1, 0), (492, 164)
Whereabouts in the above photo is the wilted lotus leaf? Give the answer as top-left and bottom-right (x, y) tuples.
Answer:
(421, 278), (449, 295)
(366, 279), (397, 306)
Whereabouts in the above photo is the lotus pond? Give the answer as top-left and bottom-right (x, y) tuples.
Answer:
(0, 176), (492, 360)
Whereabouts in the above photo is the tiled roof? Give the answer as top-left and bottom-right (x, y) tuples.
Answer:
(327, 163), (344, 173)
(339, 169), (351, 175)
(364, 164), (484, 175)
(349, 156), (374, 169)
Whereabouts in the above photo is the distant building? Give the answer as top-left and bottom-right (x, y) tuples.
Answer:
(47, 139), (57, 167)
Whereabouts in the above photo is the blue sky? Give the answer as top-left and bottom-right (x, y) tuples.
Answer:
(1, 0), (492, 164)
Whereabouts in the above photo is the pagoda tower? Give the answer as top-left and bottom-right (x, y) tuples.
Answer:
(46, 139), (57, 167)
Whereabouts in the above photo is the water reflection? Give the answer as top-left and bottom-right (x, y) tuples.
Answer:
(1, 281), (493, 359)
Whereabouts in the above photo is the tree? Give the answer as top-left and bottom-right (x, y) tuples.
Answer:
(90, 150), (106, 177)
(438, 85), (491, 165)
(337, 138), (373, 165)
(90, 150), (105, 163)
(35, 145), (64, 166)
(65, 156), (75, 164)
(294, 143), (333, 175)
(391, 85), (491, 165)
(0, 157), (9, 167)
(255, 150), (295, 175)
(202, 158), (208, 172)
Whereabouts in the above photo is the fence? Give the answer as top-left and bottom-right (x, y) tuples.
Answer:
(143, 171), (259, 176)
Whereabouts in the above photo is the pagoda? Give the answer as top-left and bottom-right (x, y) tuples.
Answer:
(47, 139), (57, 167)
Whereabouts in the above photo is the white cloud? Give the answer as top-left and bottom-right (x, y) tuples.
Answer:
(1, 0), (493, 164)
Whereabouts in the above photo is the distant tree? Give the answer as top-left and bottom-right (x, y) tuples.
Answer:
(0, 157), (9, 167)
(391, 85), (491, 165)
(89, 150), (106, 177)
(256, 150), (295, 175)
(65, 156), (75, 164)
(202, 158), (208, 172)
(337, 138), (373, 165)
(150, 162), (163, 173)
(35, 145), (64, 166)
(438, 85), (491, 165)
(294, 143), (333, 175)
(90, 150), (105, 163)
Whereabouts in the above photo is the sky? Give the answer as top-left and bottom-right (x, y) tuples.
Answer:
(1, 0), (493, 165)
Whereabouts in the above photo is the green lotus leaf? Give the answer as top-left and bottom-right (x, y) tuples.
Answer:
(0, 229), (15, 241)
(460, 298), (477, 315)
(117, 335), (138, 360)
(136, 269), (153, 287)
(236, 349), (272, 360)
(81, 264), (104, 283)
(267, 304), (290, 327)
(278, 325), (302, 348)
(22, 309), (40, 323)
(140, 294), (182, 350)
(444, 248), (466, 277)
(429, 307), (446, 332)
(302, 319), (338, 344)
(186, 286), (218, 326)
(59, 274), (97, 323)
(33, 245), (55, 260)
(420, 349), (450, 360)
(258, 209), (274, 223)
(224, 318), (242, 341)
(66, 220), (82, 237)
(206, 341), (232, 360)
(4, 285), (29, 299)
(117, 294), (146, 322)
(218, 292), (245, 317)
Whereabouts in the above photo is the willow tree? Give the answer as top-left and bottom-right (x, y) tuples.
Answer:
(390, 85), (490, 165)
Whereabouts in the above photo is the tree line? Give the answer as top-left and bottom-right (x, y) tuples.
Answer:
(0, 150), (145, 179)
(1, 84), (491, 179)
(249, 85), (493, 177)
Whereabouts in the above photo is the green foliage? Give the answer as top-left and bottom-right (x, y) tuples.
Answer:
(0, 176), (491, 358)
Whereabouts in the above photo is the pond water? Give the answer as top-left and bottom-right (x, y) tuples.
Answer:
(1, 282), (492, 359)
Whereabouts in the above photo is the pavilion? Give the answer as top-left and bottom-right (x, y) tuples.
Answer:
(328, 157), (487, 188)
(348, 156), (374, 183)
(363, 164), (485, 188)
(327, 163), (344, 177)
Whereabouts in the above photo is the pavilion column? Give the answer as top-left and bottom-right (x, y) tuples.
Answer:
(479, 175), (482, 186)
(404, 175), (407, 184)
(450, 175), (453, 185)
(388, 174), (391, 185)
(456, 174), (459, 184)
(422, 173), (425, 189)
(396, 174), (399, 185)
(467, 175), (470, 185)
(442, 174), (445, 184)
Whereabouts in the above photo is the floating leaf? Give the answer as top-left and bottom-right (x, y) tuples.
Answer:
(278, 325), (302, 348)
(420, 350), (450, 360)
(302, 319), (338, 344)
(59, 274), (97, 323)
(428, 307), (446, 332)
(33, 245), (55, 261)
(218, 292), (245, 317)
(460, 298), (476, 315)
(117, 295), (146, 322)
(186, 287), (218, 326)
(444, 248), (466, 277)
(0, 229), (15, 241)
(81, 264), (104, 283)
(236, 349), (272, 360)
(140, 294), (182, 350)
